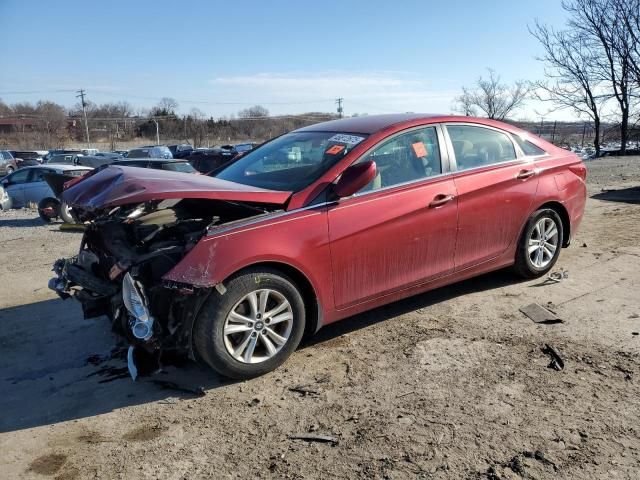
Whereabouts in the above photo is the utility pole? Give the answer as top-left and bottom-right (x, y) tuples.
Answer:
(151, 118), (160, 145)
(335, 98), (344, 118)
(76, 89), (91, 147)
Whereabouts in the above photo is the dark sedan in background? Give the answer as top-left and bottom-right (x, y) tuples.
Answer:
(112, 158), (198, 173)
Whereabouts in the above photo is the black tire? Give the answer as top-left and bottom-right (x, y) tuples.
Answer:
(59, 201), (76, 224)
(37, 198), (60, 223)
(6, 166), (14, 175)
(514, 208), (563, 278)
(193, 268), (306, 379)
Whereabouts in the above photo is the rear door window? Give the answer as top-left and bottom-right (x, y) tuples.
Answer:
(446, 125), (517, 171)
(8, 169), (31, 184)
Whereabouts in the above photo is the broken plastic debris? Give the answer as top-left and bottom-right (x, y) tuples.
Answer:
(288, 434), (338, 445)
(541, 344), (565, 371)
(127, 346), (138, 381)
(520, 303), (564, 324)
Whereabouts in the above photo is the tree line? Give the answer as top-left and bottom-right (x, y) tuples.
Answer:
(0, 96), (336, 150)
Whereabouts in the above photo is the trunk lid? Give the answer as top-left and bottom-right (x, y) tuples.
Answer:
(62, 165), (292, 211)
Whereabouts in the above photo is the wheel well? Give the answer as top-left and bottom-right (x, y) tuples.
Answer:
(538, 201), (571, 247)
(229, 262), (321, 338)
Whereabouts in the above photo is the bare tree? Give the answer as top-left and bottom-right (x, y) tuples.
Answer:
(0, 98), (12, 116)
(456, 69), (529, 120)
(454, 93), (477, 116)
(154, 97), (179, 116)
(186, 108), (207, 147)
(563, 0), (637, 153)
(614, 0), (640, 88)
(531, 22), (607, 155)
(238, 105), (269, 118)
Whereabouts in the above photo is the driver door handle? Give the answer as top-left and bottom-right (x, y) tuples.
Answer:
(428, 194), (455, 208)
(516, 169), (536, 179)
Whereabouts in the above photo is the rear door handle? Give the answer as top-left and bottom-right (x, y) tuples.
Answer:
(516, 169), (536, 179)
(428, 194), (455, 208)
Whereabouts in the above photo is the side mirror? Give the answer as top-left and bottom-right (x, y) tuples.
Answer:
(333, 160), (377, 198)
(1, 179), (9, 187)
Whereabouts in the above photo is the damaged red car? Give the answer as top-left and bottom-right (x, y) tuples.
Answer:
(50, 114), (586, 379)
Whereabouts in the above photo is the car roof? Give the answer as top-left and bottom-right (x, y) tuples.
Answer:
(295, 114), (444, 134)
(293, 113), (533, 135)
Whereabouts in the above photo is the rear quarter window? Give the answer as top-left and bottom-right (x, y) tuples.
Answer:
(514, 136), (547, 156)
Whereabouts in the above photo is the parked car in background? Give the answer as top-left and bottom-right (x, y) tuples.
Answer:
(0, 165), (91, 213)
(128, 145), (173, 159)
(50, 114), (587, 380)
(168, 144), (194, 159)
(112, 150), (129, 157)
(186, 147), (236, 173)
(43, 150), (82, 162)
(81, 148), (99, 156)
(94, 152), (123, 160)
(9, 150), (48, 163)
(45, 154), (80, 165)
(76, 155), (116, 168)
(234, 142), (258, 154)
(0, 150), (21, 175)
(112, 158), (197, 173)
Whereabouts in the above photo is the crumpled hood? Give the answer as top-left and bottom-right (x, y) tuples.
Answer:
(62, 165), (292, 210)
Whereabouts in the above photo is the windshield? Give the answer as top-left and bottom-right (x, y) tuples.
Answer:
(215, 131), (367, 191)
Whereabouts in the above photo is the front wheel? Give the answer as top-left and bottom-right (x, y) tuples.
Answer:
(6, 166), (14, 175)
(59, 201), (76, 223)
(193, 268), (306, 379)
(514, 208), (563, 278)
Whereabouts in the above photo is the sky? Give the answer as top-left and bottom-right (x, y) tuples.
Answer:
(0, 0), (572, 120)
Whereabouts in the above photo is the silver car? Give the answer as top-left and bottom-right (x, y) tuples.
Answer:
(0, 165), (92, 210)
(0, 150), (19, 175)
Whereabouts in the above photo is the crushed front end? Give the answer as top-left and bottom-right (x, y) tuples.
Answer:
(49, 197), (276, 371)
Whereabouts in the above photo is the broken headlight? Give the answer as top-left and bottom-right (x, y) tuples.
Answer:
(122, 272), (154, 340)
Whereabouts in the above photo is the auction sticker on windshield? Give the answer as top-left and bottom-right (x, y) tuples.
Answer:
(325, 145), (346, 155)
(328, 134), (366, 145)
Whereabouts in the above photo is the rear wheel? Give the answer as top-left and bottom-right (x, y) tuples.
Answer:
(37, 198), (60, 223)
(514, 208), (563, 278)
(193, 268), (306, 379)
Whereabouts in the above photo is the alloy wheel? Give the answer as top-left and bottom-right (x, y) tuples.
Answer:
(223, 289), (293, 364)
(528, 217), (559, 268)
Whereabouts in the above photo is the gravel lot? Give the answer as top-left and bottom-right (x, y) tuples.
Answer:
(1, 156), (639, 479)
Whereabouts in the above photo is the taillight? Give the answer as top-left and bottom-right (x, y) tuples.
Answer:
(569, 163), (587, 182)
(63, 175), (86, 190)
(63, 168), (98, 190)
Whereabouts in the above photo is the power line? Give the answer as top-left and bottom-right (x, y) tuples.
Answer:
(0, 89), (77, 95)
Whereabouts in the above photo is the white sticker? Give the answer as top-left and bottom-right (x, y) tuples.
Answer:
(328, 134), (366, 145)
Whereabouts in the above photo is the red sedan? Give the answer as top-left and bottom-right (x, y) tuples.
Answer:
(51, 114), (586, 379)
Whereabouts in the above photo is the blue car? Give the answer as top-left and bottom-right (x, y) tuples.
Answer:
(0, 165), (91, 214)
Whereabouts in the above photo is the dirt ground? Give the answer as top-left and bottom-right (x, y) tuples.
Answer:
(1, 156), (639, 479)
